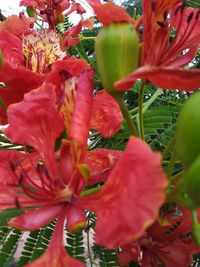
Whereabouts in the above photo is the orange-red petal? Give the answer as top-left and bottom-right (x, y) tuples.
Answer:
(25, 209), (85, 267)
(76, 137), (168, 248)
(4, 83), (64, 175)
(115, 66), (200, 91)
(91, 90), (123, 138)
(85, 148), (122, 184)
(89, 2), (134, 26)
(9, 205), (64, 231)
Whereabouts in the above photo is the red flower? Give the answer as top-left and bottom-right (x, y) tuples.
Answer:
(20, 0), (70, 28)
(0, 72), (93, 265)
(118, 206), (200, 267)
(0, 29), (60, 123)
(115, 0), (200, 91)
(0, 23), (89, 124)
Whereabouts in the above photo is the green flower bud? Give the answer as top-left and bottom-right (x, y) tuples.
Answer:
(192, 210), (200, 245)
(95, 22), (139, 97)
(26, 6), (37, 18)
(176, 91), (200, 167)
(184, 155), (200, 208)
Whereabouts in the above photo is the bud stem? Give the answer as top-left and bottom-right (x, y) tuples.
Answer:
(138, 81), (146, 139)
(116, 96), (138, 136)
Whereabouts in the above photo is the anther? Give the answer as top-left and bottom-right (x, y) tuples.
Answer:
(37, 163), (44, 173)
(157, 21), (165, 27)
(59, 70), (71, 82)
(15, 197), (21, 209)
(151, 0), (156, 12)
(40, 10), (46, 15)
(163, 11), (168, 21)
(44, 168), (50, 179)
(187, 12), (194, 23)
(9, 161), (16, 172)
(19, 173), (24, 185)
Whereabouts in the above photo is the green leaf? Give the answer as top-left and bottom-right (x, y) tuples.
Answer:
(0, 209), (23, 227)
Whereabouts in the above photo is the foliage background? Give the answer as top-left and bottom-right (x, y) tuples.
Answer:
(0, 0), (200, 266)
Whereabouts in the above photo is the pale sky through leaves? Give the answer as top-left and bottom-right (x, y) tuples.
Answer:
(0, 0), (22, 16)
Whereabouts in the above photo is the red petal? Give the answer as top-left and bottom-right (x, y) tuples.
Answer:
(25, 208), (85, 267)
(0, 150), (27, 185)
(66, 205), (87, 232)
(4, 83), (64, 175)
(115, 66), (200, 91)
(169, 4), (200, 57)
(0, 149), (39, 188)
(156, 242), (193, 267)
(77, 137), (167, 248)
(91, 90), (123, 138)
(66, 3), (86, 16)
(9, 205), (64, 231)
(0, 29), (44, 124)
(81, 18), (94, 30)
(85, 148), (122, 184)
(0, 72), (44, 124)
(118, 242), (141, 266)
(61, 22), (82, 51)
(0, 30), (23, 67)
(89, 3), (134, 26)
(0, 15), (33, 37)
(69, 69), (94, 149)
(26, 245), (85, 267)
(46, 57), (89, 91)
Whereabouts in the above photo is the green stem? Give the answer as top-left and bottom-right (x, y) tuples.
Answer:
(80, 186), (102, 197)
(34, 21), (43, 29)
(116, 96), (138, 136)
(166, 148), (177, 178)
(192, 210), (198, 224)
(89, 135), (102, 149)
(79, 33), (96, 41)
(0, 97), (7, 112)
(143, 88), (162, 113)
(81, 36), (96, 40)
(162, 137), (176, 160)
(89, 132), (100, 138)
(138, 82), (146, 139)
(162, 160), (181, 165)
(130, 88), (162, 115)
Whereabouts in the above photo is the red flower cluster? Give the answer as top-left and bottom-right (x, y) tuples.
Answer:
(0, 0), (199, 266)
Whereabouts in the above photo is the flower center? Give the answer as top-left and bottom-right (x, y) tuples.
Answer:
(23, 30), (65, 73)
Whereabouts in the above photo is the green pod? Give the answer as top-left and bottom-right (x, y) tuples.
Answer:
(184, 155), (200, 208)
(192, 210), (200, 245)
(95, 22), (139, 97)
(176, 91), (200, 168)
(26, 6), (37, 18)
